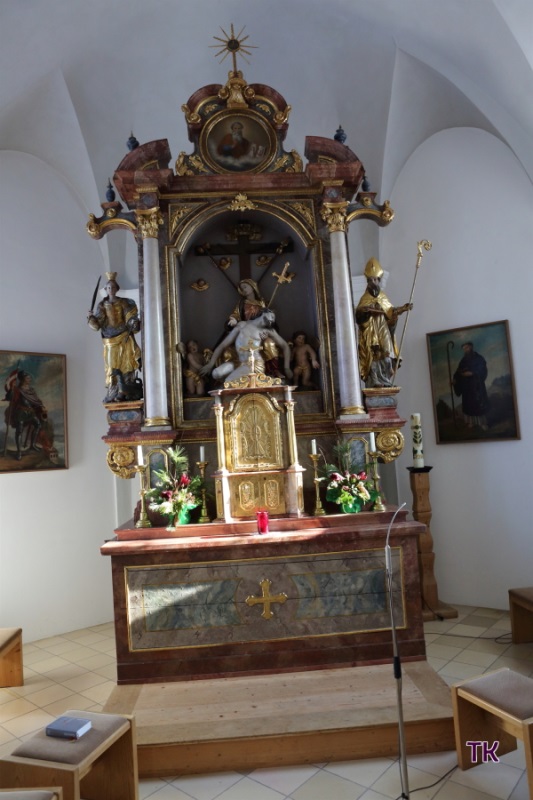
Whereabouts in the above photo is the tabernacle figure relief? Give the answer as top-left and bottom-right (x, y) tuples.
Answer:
(355, 257), (412, 388)
(200, 309), (293, 385)
(87, 272), (143, 403)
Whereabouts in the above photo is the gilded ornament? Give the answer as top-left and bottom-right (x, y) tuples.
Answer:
(218, 71), (255, 109)
(175, 152), (194, 176)
(105, 208), (117, 219)
(190, 279), (209, 292)
(287, 150), (303, 173)
(376, 429), (404, 463)
(273, 105), (291, 125)
(256, 103), (271, 115)
(86, 214), (100, 239)
(106, 445), (136, 478)
(228, 193), (258, 212)
(188, 155), (209, 173)
(181, 103), (202, 125)
(135, 208), (164, 239)
(291, 202), (314, 228)
(169, 205), (195, 237)
(273, 154), (289, 171)
(320, 202), (348, 233)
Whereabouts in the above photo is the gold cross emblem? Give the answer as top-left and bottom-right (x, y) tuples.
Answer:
(246, 578), (287, 620)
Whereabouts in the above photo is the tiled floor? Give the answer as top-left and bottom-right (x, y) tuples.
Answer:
(1, 605), (532, 799)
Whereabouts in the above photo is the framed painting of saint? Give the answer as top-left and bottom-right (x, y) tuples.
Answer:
(0, 350), (68, 472)
(202, 112), (276, 173)
(426, 320), (520, 444)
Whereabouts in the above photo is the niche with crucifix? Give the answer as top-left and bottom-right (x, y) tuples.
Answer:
(170, 197), (326, 423)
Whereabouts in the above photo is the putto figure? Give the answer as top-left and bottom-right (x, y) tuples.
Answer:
(87, 272), (143, 402)
(290, 331), (320, 388)
(355, 257), (411, 387)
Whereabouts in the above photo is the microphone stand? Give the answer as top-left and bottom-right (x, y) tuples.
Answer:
(385, 502), (410, 799)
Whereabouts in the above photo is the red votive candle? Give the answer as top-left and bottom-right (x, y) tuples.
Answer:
(256, 510), (269, 534)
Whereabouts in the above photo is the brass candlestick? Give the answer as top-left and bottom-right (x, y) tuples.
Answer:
(196, 460), (211, 523)
(369, 450), (386, 512)
(309, 453), (325, 516)
(135, 464), (152, 528)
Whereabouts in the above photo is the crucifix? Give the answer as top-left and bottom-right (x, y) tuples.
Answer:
(245, 578), (288, 620)
(195, 223), (293, 282)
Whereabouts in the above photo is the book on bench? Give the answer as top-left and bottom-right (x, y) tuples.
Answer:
(46, 715), (92, 740)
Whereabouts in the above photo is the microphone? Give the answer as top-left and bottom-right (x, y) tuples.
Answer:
(385, 502), (406, 576)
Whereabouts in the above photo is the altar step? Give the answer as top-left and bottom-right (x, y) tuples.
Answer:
(103, 660), (454, 778)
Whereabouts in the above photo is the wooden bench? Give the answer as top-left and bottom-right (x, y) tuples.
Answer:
(509, 587), (533, 644)
(0, 629), (23, 687)
(0, 790), (62, 799)
(0, 710), (138, 800)
(451, 668), (533, 798)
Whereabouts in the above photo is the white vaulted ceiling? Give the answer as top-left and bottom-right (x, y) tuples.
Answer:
(1, 0), (531, 215)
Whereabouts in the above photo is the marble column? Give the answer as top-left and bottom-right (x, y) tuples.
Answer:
(136, 208), (171, 428)
(321, 202), (365, 416)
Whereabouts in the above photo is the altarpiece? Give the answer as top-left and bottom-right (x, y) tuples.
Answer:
(88, 32), (424, 684)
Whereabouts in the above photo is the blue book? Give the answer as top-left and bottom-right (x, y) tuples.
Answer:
(46, 715), (92, 740)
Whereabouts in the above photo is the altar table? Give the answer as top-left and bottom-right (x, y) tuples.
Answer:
(101, 509), (425, 684)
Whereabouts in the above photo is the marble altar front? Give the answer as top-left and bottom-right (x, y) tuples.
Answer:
(101, 508), (425, 684)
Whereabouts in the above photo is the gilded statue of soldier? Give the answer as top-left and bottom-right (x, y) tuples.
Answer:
(355, 257), (411, 387)
(87, 272), (143, 402)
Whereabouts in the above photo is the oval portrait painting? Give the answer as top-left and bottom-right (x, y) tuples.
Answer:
(204, 114), (275, 173)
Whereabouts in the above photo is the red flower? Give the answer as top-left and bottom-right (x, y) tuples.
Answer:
(161, 490), (173, 501)
(358, 471), (367, 481)
(179, 473), (191, 488)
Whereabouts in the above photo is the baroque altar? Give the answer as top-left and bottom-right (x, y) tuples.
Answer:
(88, 29), (429, 690)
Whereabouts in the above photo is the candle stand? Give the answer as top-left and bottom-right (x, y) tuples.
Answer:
(135, 464), (152, 529)
(408, 466), (457, 621)
(368, 450), (386, 512)
(309, 453), (326, 516)
(196, 460), (211, 523)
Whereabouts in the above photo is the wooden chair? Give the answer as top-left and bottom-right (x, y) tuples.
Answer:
(0, 629), (23, 687)
(452, 668), (533, 799)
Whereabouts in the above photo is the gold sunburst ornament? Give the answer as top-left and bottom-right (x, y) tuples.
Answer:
(210, 24), (257, 72)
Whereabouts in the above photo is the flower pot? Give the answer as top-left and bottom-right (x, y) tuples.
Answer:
(341, 501), (363, 514)
(171, 507), (190, 527)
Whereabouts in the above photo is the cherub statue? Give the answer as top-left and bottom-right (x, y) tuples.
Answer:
(290, 331), (320, 388)
(178, 339), (211, 396)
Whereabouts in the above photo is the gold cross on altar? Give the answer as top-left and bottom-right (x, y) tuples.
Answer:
(246, 578), (287, 620)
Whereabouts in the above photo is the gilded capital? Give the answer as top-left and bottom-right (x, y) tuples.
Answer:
(320, 201), (349, 233)
(135, 208), (164, 239)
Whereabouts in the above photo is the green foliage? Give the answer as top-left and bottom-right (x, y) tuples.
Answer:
(145, 445), (203, 524)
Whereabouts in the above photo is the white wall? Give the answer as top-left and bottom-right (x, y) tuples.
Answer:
(0, 151), (119, 641)
(382, 127), (533, 609)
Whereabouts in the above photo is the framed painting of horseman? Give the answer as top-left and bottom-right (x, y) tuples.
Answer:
(0, 351), (68, 472)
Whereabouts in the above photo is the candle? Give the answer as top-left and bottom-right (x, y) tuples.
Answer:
(410, 413), (424, 468)
(311, 439), (317, 455)
(200, 445), (205, 462)
(137, 445), (144, 466)
(256, 510), (269, 534)
(369, 432), (376, 452)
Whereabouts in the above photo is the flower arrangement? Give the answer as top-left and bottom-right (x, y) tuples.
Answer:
(321, 441), (379, 513)
(145, 445), (203, 527)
